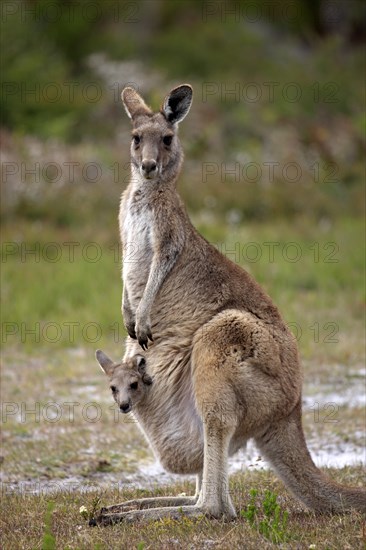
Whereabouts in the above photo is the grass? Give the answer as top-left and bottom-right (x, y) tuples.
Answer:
(241, 489), (289, 543)
(41, 501), (56, 550)
(1, 470), (365, 549)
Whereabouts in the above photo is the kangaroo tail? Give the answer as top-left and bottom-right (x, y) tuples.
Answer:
(254, 400), (366, 513)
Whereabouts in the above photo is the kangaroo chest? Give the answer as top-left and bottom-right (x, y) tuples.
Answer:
(121, 192), (154, 299)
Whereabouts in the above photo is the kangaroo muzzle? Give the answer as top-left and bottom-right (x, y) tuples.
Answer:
(119, 401), (131, 413)
(141, 159), (157, 178)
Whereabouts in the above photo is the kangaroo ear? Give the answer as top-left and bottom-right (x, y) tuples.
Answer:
(95, 349), (115, 377)
(142, 372), (153, 386)
(162, 84), (193, 124)
(136, 354), (146, 371)
(136, 355), (153, 385)
(121, 87), (152, 120)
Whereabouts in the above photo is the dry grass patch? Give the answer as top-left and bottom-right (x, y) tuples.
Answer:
(1, 470), (365, 550)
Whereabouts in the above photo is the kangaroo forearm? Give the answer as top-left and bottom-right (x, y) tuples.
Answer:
(132, 246), (181, 349)
(138, 253), (179, 318)
(122, 285), (137, 339)
(122, 285), (130, 311)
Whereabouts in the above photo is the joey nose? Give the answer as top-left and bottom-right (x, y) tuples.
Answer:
(120, 403), (131, 413)
(142, 160), (157, 175)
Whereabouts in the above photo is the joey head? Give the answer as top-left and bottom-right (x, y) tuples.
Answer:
(96, 350), (152, 414)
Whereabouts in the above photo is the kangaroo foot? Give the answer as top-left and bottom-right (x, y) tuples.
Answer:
(90, 503), (236, 526)
(99, 495), (197, 515)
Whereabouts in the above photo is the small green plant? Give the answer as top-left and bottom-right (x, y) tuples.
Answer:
(241, 489), (289, 544)
(41, 502), (56, 550)
(241, 488), (258, 525)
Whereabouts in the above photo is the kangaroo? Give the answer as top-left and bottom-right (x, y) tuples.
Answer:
(94, 84), (365, 524)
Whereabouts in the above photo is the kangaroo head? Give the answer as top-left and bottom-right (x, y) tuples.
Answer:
(96, 350), (152, 414)
(121, 84), (193, 186)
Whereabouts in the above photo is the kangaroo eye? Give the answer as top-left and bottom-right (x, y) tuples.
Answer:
(110, 385), (117, 393)
(133, 135), (140, 145)
(163, 135), (173, 146)
(130, 381), (138, 390)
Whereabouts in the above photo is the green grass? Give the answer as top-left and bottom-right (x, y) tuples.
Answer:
(1, 217), (364, 366)
(241, 489), (289, 544)
(1, 221), (123, 352)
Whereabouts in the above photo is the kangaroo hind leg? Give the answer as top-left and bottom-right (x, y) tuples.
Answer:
(191, 309), (277, 519)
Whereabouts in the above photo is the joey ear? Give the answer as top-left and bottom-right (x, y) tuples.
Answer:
(142, 372), (153, 386)
(136, 355), (153, 385)
(161, 84), (193, 124)
(136, 354), (146, 371)
(95, 349), (115, 377)
(121, 87), (152, 119)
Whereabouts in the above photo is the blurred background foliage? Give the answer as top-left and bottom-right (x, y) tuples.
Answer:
(1, 0), (365, 226)
(0, 2), (365, 352)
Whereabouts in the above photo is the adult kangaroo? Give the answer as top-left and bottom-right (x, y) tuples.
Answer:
(95, 84), (365, 524)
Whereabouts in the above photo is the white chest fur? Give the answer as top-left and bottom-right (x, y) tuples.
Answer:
(121, 190), (154, 300)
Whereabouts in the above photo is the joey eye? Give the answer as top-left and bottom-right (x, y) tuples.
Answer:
(130, 381), (138, 390)
(133, 135), (140, 145)
(110, 385), (117, 393)
(163, 135), (173, 146)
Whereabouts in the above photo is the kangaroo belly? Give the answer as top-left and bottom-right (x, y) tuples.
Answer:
(136, 394), (204, 474)
(129, 348), (205, 474)
(151, 423), (204, 474)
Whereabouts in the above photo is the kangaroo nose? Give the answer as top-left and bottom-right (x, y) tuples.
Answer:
(142, 160), (157, 175)
(120, 403), (131, 413)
